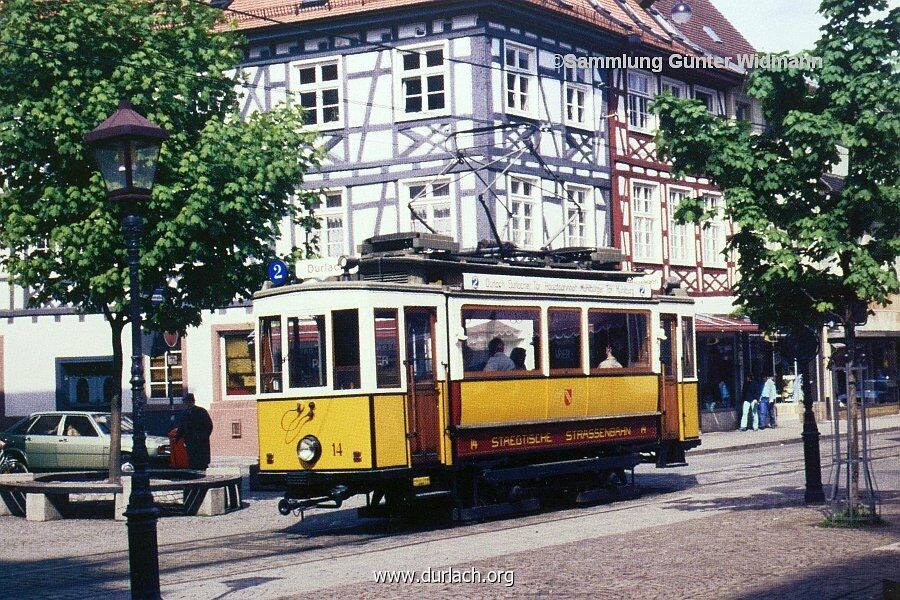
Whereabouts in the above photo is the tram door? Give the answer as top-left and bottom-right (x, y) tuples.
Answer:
(659, 315), (680, 440)
(405, 308), (440, 463)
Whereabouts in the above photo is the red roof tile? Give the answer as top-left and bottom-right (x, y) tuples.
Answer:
(223, 0), (752, 60)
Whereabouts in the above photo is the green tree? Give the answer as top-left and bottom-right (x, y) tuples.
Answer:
(0, 0), (321, 480)
(653, 0), (899, 509)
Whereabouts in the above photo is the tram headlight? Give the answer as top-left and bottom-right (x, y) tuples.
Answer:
(297, 435), (322, 466)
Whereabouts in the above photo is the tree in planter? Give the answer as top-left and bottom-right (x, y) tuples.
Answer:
(653, 0), (898, 510)
(0, 0), (321, 481)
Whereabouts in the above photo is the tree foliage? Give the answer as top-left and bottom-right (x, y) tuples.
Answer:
(0, 0), (321, 335)
(652, 0), (899, 332)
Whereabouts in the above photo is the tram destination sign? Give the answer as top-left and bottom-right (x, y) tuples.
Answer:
(462, 272), (652, 298)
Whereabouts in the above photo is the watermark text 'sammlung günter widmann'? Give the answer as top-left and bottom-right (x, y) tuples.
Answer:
(555, 53), (822, 73)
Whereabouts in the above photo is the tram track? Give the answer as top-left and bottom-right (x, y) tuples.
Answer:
(4, 441), (897, 596)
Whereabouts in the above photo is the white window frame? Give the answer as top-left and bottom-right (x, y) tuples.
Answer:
(220, 330), (256, 399)
(563, 65), (593, 129)
(667, 185), (696, 265)
(289, 57), (344, 130)
(701, 192), (727, 266)
(661, 77), (686, 99)
(401, 176), (455, 237)
(394, 41), (450, 121)
(627, 70), (655, 133)
(147, 341), (183, 402)
(631, 181), (661, 262)
(694, 85), (723, 116)
(503, 41), (538, 118)
(311, 189), (347, 258)
(505, 175), (540, 249)
(564, 183), (592, 247)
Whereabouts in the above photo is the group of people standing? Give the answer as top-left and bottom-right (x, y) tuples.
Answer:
(739, 375), (779, 431)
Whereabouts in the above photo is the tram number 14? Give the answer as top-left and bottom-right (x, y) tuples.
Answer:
(332, 443), (343, 457)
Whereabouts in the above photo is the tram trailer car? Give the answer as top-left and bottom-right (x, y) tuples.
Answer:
(254, 235), (700, 521)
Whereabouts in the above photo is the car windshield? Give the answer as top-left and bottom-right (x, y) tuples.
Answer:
(94, 415), (134, 435)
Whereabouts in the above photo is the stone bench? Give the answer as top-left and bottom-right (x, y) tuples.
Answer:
(0, 468), (242, 522)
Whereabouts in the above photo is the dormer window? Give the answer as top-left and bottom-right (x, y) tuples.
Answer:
(703, 26), (723, 44)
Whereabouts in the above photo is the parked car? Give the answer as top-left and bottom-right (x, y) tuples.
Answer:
(1, 411), (171, 472)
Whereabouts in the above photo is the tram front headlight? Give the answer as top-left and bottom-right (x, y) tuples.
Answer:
(297, 435), (322, 466)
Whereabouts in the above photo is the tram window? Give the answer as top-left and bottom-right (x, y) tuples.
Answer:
(374, 309), (401, 388)
(682, 316), (696, 378)
(332, 309), (361, 389)
(288, 316), (327, 388)
(548, 308), (582, 372)
(259, 316), (283, 393)
(588, 311), (650, 370)
(461, 306), (540, 375)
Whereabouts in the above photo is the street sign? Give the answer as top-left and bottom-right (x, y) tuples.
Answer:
(782, 326), (819, 362)
(267, 259), (289, 286)
(163, 331), (180, 349)
(151, 288), (165, 307)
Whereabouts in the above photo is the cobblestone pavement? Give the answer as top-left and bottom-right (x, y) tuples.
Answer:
(0, 428), (897, 599)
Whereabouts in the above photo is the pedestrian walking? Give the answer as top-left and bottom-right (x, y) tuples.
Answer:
(174, 392), (214, 470)
(739, 375), (761, 431)
(758, 376), (777, 429)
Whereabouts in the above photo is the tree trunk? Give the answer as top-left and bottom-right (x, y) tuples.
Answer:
(845, 317), (859, 512)
(108, 317), (125, 483)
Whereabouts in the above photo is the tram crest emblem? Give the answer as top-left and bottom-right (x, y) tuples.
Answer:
(564, 388), (573, 406)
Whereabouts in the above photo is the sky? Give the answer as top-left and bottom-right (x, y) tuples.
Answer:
(711, 0), (827, 53)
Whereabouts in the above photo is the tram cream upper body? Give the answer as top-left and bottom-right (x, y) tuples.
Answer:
(252, 279), (698, 401)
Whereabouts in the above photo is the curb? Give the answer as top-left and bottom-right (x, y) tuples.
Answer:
(689, 425), (900, 456)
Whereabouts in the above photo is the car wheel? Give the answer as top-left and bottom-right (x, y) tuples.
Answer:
(1, 459), (28, 474)
(121, 455), (135, 475)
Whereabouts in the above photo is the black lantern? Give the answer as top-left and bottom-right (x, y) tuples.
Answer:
(670, 1), (692, 24)
(85, 99), (168, 200)
(85, 99), (168, 599)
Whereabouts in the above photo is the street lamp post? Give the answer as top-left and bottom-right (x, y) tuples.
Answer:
(85, 99), (169, 599)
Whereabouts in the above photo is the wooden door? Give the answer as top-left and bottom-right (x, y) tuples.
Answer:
(659, 315), (680, 440)
(405, 308), (440, 463)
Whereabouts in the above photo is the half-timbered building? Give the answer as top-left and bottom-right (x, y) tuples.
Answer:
(1, 0), (782, 453)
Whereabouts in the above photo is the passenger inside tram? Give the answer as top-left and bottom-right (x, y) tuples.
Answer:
(510, 347), (527, 370)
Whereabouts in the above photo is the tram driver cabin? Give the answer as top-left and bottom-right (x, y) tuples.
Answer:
(254, 234), (700, 520)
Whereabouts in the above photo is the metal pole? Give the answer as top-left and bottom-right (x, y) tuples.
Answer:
(122, 207), (161, 598)
(800, 355), (825, 504)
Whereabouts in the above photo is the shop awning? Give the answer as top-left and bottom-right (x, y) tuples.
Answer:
(696, 314), (760, 333)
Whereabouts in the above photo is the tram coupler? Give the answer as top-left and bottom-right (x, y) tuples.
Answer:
(278, 485), (353, 520)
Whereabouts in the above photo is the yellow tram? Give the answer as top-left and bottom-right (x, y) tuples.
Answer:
(254, 234), (700, 520)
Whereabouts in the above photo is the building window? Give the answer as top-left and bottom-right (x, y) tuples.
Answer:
(632, 183), (660, 261)
(701, 193), (726, 265)
(507, 176), (538, 249)
(564, 65), (592, 128)
(58, 359), (115, 408)
(504, 42), (537, 116)
(292, 60), (341, 127)
(149, 338), (183, 400)
(736, 101), (752, 122)
(259, 316), (283, 393)
(288, 316), (327, 388)
(661, 78), (686, 98)
(222, 332), (255, 396)
(403, 178), (452, 236)
(588, 310), (650, 370)
(311, 190), (345, 258)
(397, 45), (447, 116)
(564, 184), (590, 247)
(549, 308), (582, 373)
(461, 306), (541, 374)
(627, 71), (654, 131)
(332, 309), (361, 389)
(668, 187), (695, 264)
(374, 309), (401, 388)
(694, 86), (722, 115)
